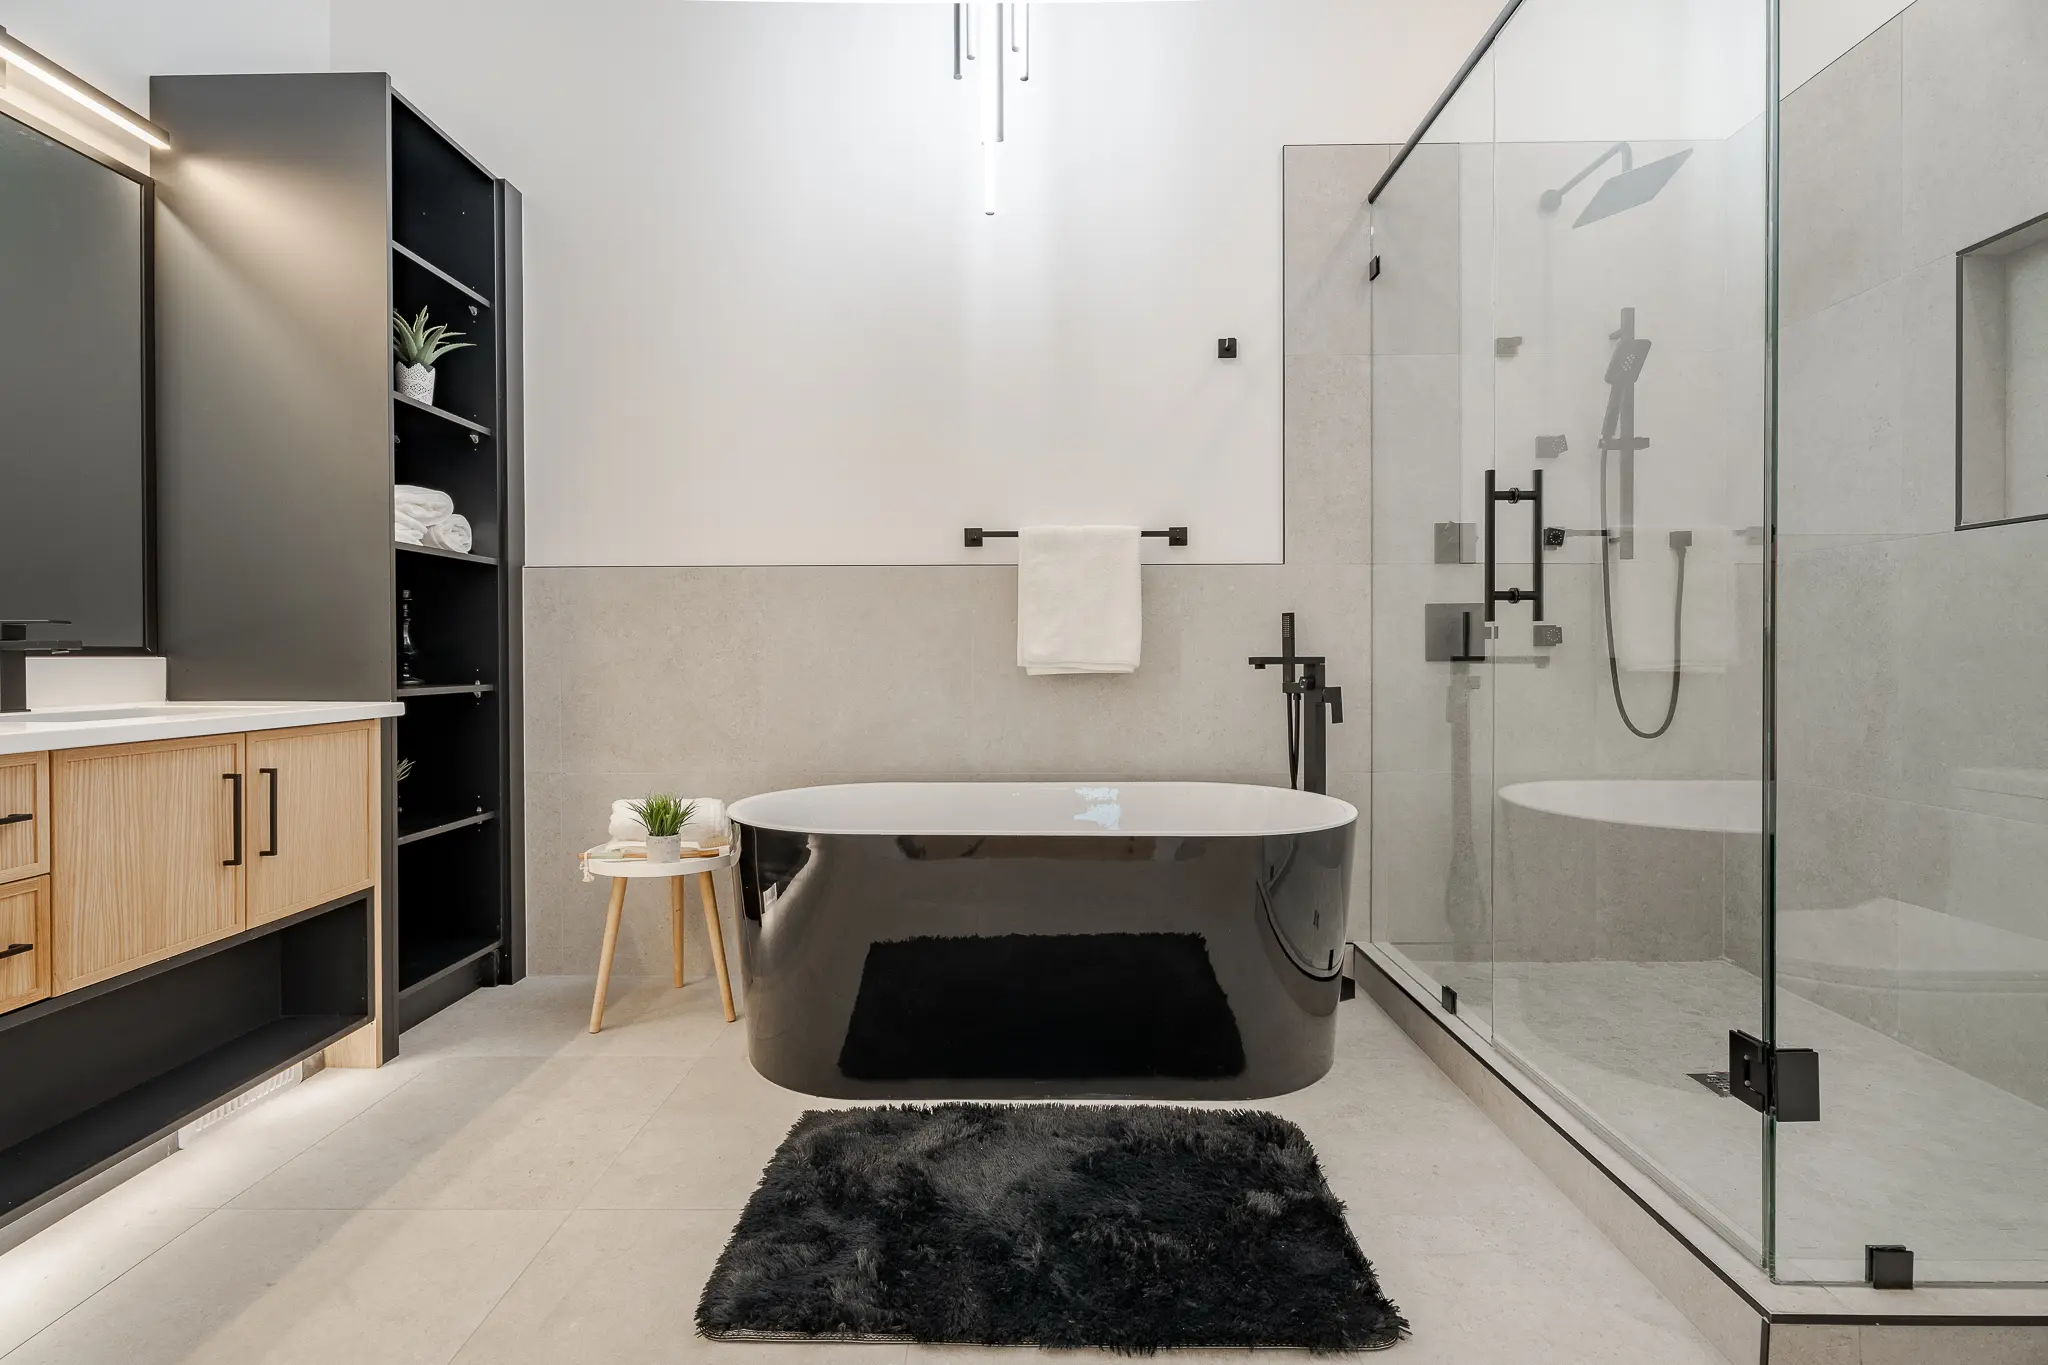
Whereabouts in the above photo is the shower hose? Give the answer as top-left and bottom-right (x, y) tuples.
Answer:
(1598, 442), (1688, 740)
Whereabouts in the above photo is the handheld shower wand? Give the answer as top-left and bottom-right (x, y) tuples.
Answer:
(1593, 308), (1688, 740)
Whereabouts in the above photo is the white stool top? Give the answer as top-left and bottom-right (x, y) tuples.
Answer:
(582, 844), (738, 879)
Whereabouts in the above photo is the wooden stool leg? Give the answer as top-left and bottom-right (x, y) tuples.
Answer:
(590, 876), (628, 1034)
(699, 871), (737, 1023)
(668, 875), (685, 988)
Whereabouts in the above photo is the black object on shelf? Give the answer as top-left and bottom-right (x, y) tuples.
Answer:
(397, 589), (425, 687)
(964, 527), (1188, 548)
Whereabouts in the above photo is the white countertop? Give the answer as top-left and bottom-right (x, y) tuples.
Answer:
(0, 701), (406, 756)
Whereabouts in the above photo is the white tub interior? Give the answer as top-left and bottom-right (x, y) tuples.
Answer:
(729, 781), (1357, 838)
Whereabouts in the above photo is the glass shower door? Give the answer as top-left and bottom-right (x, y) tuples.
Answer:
(1367, 57), (1499, 1036)
(1478, 0), (1773, 1262)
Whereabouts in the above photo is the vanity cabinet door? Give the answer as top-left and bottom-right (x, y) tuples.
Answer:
(0, 876), (51, 1014)
(247, 722), (376, 928)
(0, 752), (49, 885)
(52, 735), (247, 992)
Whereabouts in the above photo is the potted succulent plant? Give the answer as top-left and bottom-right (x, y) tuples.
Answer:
(391, 305), (474, 405)
(630, 793), (697, 864)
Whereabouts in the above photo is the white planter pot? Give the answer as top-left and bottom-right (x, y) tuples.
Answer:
(395, 362), (436, 404)
(644, 834), (683, 864)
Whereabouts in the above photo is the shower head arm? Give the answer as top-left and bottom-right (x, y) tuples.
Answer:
(1538, 142), (1634, 214)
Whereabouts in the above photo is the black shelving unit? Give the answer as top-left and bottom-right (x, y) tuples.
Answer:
(154, 73), (525, 1051)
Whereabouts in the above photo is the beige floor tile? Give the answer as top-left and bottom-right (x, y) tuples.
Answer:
(0, 1203), (209, 1359)
(3, 1208), (560, 1365)
(452, 1207), (905, 1365)
(231, 1056), (685, 1211)
(579, 1053), (831, 1210)
(401, 974), (735, 1059)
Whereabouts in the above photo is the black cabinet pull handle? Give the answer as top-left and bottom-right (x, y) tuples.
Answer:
(260, 767), (279, 857)
(0, 813), (30, 827)
(0, 943), (30, 961)
(224, 772), (244, 867)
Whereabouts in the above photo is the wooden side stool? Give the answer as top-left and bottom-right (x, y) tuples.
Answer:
(584, 844), (738, 1032)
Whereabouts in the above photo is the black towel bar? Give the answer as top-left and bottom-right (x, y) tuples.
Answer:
(964, 527), (1188, 548)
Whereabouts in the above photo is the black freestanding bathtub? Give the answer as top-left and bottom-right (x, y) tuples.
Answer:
(728, 781), (1356, 1100)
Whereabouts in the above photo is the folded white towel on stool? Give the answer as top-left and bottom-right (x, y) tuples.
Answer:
(394, 484), (456, 524)
(1016, 525), (1142, 675)
(608, 797), (731, 848)
(424, 513), (472, 554)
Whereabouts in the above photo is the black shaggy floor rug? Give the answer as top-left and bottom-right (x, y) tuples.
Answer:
(696, 1103), (1406, 1353)
(836, 933), (1246, 1081)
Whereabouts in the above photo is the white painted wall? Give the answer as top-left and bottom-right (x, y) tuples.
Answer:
(330, 0), (1498, 566)
(0, 0), (328, 168)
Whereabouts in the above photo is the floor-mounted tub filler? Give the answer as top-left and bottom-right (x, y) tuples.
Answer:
(727, 781), (1356, 1100)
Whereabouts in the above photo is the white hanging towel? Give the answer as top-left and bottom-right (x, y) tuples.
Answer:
(1613, 526), (1737, 674)
(1016, 525), (1142, 675)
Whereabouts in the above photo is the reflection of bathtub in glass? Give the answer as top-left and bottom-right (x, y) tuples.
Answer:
(729, 782), (1356, 1100)
(1498, 779), (1761, 835)
(1493, 780), (1761, 965)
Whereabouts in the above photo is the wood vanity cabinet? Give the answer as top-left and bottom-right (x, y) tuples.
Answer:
(51, 734), (249, 992)
(0, 751), (50, 885)
(0, 876), (51, 1013)
(247, 722), (376, 928)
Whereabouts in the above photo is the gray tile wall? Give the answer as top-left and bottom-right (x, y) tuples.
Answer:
(1777, 0), (2048, 1108)
(520, 143), (1391, 979)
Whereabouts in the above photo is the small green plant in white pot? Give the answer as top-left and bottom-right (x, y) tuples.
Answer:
(392, 306), (474, 405)
(631, 793), (697, 864)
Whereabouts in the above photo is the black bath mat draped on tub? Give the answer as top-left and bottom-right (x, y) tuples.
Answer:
(696, 1103), (1407, 1353)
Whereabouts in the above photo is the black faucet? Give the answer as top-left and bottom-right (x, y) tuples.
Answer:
(1248, 612), (1343, 795)
(0, 621), (85, 713)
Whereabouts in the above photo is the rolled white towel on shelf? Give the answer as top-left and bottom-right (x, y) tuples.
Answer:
(424, 513), (472, 554)
(608, 796), (731, 848)
(394, 510), (428, 546)
(394, 484), (455, 524)
(1016, 525), (1142, 675)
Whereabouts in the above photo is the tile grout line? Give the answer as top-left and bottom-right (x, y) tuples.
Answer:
(0, 1204), (233, 1363)
(562, 1023), (731, 1218)
(436, 1208), (573, 1365)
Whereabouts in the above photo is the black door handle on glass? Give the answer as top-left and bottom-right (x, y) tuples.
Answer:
(1483, 468), (1545, 623)
(260, 767), (279, 857)
(224, 772), (244, 867)
(0, 943), (30, 961)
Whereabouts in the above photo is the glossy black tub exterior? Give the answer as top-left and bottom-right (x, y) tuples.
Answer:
(732, 820), (1352, 1100)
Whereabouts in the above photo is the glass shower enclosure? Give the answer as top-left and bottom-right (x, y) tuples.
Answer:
(1365, 0), (2048, 1284)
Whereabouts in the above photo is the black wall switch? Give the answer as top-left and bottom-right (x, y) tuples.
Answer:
(1217, 337), (1239, 359)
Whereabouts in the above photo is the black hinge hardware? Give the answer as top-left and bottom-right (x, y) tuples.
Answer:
(1865, 1245), (1913, 1290)
(1441, 985), (1458, 1015)
(1728, 1029), (1820, 1121)
(1367, 254), (1381, 281)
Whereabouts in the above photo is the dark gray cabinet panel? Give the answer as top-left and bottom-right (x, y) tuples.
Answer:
(152, 74), (395, 700)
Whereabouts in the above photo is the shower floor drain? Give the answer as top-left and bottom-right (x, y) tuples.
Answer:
(1687, 1071), (1733, 1098)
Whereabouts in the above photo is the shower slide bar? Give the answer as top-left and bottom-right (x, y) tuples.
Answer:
(964, 527), (1188, 548)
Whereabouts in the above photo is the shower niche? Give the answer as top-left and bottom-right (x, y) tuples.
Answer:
(1959, 210), (2048, 527)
